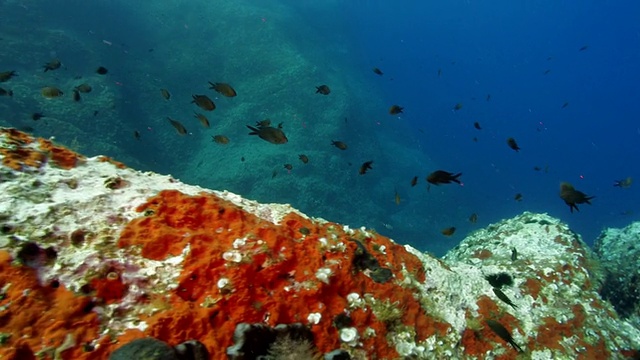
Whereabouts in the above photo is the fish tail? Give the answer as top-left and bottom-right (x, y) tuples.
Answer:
(246, 125), (259, 135)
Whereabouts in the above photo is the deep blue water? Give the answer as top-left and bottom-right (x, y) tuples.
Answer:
(1, 0), (638, 256)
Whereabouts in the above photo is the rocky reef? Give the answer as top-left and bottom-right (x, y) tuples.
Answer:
(0, 127), (638, 359)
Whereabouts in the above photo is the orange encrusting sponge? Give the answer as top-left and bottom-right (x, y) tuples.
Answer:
(0, 128), (84, 170)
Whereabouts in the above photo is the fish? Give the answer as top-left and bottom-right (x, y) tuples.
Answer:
(41, 86), (64, 98)
(472, 137), (478, 142)
(506, 137), (520, 152)
(511, 247), (517, 261)
(486, 94), (491, 101)
(561, 102), (569, 109)
(192, 94), (216, 111)
(208, 82), (237, 97)
(437, 68), (442, 77)
(485, 319), (524, 353)
(389, 105), (403, 115)
(212, 135), (229, 144)
(93, 110), (99, 117)
(72, 89), (81, 102)
(299, 154), (309, 164)
(160, 88), (171, 100)
(492, 287), (517, 309)
(0, 87), (12, 97)
(32, 113), (44, 120)
(469, 213), (478, 223)
(559, 182), (594, 213)
(315, 85), (330, 95)
(514, 193), (523, 202)
(272, 170), (278, 178)
(134, 130), (141, 140)
(168, 117), (188, 135)
(453, 103), (463, 111)
(246, 125), (288, 144)
(579, 45), (589, 51)
(96, 66), (108, 75)
(394, 191), (401, 205)
(533, 166), (541, 172)
(441, 227), (456, 236)
(543, 69), (551, 75)
(331, 140), (348, 150)
(43, 59), (61, 72)
(410, 176), (418, 187)
(473, 122), (482, 130)
(427, 170), (462, 185)
(256, 119), (271, 127)
(74, 84), (92, 93)
(284, 164), (293, 170)
(194, 112), (210, 128)
(0, 70), (17, 82)
(372, 67), (383, 76)
(613, 177), (632, 188)
(359, 161), (373, 175)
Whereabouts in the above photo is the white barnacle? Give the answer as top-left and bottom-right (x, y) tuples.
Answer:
(346, 293), (362, 307)
(315, 267), (332, 284)
(307, 312), (321, 325)
(232, 238), (246, 249)
(217, 278), (230, 289)
(222, 250), (242, 263)
(339, 327), (358, 344)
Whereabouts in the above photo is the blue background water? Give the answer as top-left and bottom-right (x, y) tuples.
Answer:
(0, 0), (638, 256)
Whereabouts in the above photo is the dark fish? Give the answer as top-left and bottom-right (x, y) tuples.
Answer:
(256, 119), (271, 127)
(560, 182), (594, 213)
(533, 166), (541, 171)
(134, 130), (141, 140)
(272, 170), (278, 178)
(472, 137), (478, 142)
(437, 68), (442, 77)
(579, 45), (589, 51)
(486, 94), (491, 101)
(93, 110), (99, 117)
(246, 125), (288, 144)
(41, 86), (64, 98)
(299, 154), (309, 164)
(0, 70), (17, 82)
(315, 85), (330, 95)
(74, 84), (92, 93)
(194, 112), (210, 128)
(453, 103), (463, 111)
(96, 66), (108, 75)
(372, 67), (383, 76)
(394, 191), (401, 205)
(410, 176), (418, 187)
(473, 122), (482, 130)
(543, 69), (551, 75)
(485, 273), (513, 288)
(427, 170), (462, 185)
(168, 117), (188, 135)
(0, 87), (12, 97)
(72, 89), (81, 102)
(284, 164), (293, 170)
(511, 247), (517, 261)
(43, 59), (61, 72)
(561, 102), (569, 109)
(160, 88), (171, 100)
(331, 140), (348, 150)
(485, 319), (523, 353)
(514, 193), (523, 202)
(613, 177), (632, 188)
(192, 94), (216, 111)
(212, 135), (229, 144)
(506, 137), (520, 152)
(469, 213), (478, 223)
(32, 113), (44, 121)
(492, 287), (517, 309)
(389, 105), (403, 115)
(441, 227), (456, 236)
(359, 161), (373, 175)
(208, 82), (237, 97)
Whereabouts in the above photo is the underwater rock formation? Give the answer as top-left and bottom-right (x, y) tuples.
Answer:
(0, 127), (638, 359)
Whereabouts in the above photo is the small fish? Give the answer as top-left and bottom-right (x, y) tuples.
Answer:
(256, 119), (271, 127)
(486, 94), (491, 101)
(194, 112), (210, 128)
(0, 70), (17, 82)
(43, 59), (61, 72)
(74, 84), (92, 93)
(485, 319), (523, 353)
(160, 88), (171, 100)
(561, 101), (569, 109)
(511, 247), (517, 261)
(533, 166), (541, 171)
(506, 137), (520, 152)
(394, 191), (401, 205)
(427, 170), (462, 185)
(514, 193), (523, 202)
(246, 125), (288, 144)
(453, 103), (463, 111)
(331, 140), (348, 150)
(134, 130), (141, 140)
(32, 113), (44, 121)
(492, 287), (517, 309)
(284, 164), (293, 170)
(372, 67), (383, 76)
(613, 177), (632, 188)
(389, 105), (403, 115)
(469, 213), (478, 224)
(410, 176), (418, 187)
(315, 85), (330, 95)
(359, 161), (373, 175)
(543, 69), (551, 75)
(41, 86), (64, 98)
(208, 82), (237, 97)
(472, 137), (478, 142)
(192, 94), (216, 111)
(0, 87), (12, 97)
(473, 122), (482, 130)
(299, 154), (309, 164)
(72, 89), (81, 102)
(272, 170), (278, 178)
(437, 68), (442, 77)
(96, 66), (108, 75)
(212, 135), (229, 144)
(93, 110), (99, 117)
(579, 45), (589, 51)
(168, 117), (188, 135)
(559, 182), (594, 213)
(441, 227), (456, 236)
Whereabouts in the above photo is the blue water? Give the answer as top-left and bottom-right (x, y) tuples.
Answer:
(1, 0), (638, 256)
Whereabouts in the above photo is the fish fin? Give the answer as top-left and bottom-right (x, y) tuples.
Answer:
(246, 125), (259, 135)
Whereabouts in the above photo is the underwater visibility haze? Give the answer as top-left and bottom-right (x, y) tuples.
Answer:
(1, 0), (639, 256)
